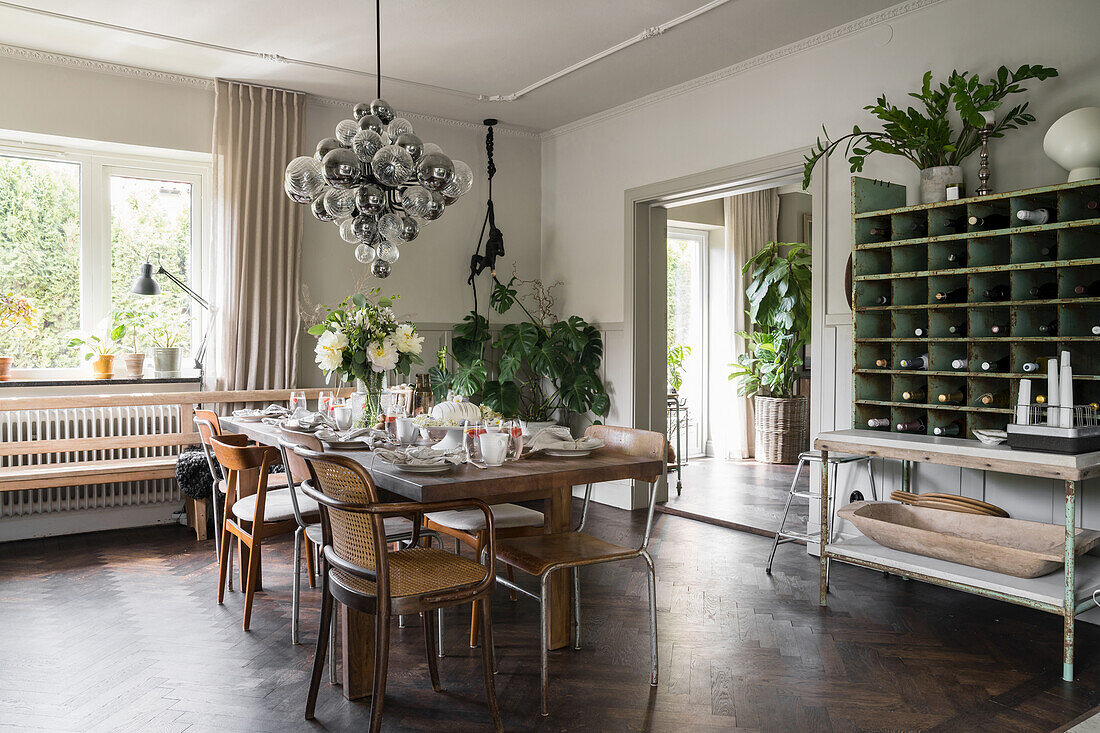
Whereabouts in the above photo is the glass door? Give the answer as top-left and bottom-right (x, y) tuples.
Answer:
(667, 227), (708, 457)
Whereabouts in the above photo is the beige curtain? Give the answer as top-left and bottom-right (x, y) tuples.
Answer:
(718, 188), (779, 460)
(211, 80), (305, 391)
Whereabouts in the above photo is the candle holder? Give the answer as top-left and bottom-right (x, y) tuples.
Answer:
(976, 121), (994, 196)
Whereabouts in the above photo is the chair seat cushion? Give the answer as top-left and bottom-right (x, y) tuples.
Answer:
(496, 532), (636, 576)
(426, 503), (543, 532)
(329, 546), (487, 598)
(231, 488), (318, 523)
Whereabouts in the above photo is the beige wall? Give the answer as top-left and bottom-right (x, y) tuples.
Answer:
(777, 191), (811, 244)
(0, 53), (543, 389)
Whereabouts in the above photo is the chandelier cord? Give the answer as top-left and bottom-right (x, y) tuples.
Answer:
(375, 0), (382, 99)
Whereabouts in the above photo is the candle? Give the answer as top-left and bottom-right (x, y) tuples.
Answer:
(1047, 358), (1060, 426)
(981, 110), (996, 126)
(1016, 379), (1031, 424)
(1060, 351), (1074, 428)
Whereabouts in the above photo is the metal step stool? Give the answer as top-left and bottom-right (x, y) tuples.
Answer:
(765, 450), (877, 574)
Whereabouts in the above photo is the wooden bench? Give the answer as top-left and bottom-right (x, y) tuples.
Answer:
(0, 388), (326, 540)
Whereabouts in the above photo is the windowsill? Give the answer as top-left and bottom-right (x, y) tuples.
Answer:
(0, 373), (202, 388)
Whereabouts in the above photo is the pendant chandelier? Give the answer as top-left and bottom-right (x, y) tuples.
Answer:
(282, 0), (473, 278)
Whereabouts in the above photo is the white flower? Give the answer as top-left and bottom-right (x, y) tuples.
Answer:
(315, 329), (348, 373)
(367, 337), (399, 372)
(394, 323), (423, 355)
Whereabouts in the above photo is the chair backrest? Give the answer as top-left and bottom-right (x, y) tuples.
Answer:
(194, 409), (223, 482)
(277, 428), (325, 529)
(584, 424), (668, 549)
(295, 448), (386, 582)
(210, 436), (281, 511)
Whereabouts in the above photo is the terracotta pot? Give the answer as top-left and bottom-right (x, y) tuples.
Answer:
(0, 356), (12, 381)
(91, 354), (116, 380)
(123, 352), (146, 378)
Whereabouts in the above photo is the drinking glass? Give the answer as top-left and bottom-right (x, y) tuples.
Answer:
(385, 403), (406, 442)
(463, 420), (485, 462)
(318, 390), (335, 415)
(289, 390), (307, 417)
(333, 404), (353, 431)
(504, 419), (524, 460)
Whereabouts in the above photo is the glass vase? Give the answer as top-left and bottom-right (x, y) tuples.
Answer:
(351, 372), (385, 428)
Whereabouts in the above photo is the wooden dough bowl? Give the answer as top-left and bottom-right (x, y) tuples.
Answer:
(838, 501), (1100, 578)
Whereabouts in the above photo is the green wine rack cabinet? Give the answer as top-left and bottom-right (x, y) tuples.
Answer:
(851, 176), (1100, 440)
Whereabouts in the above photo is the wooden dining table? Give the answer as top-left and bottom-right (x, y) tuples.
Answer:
(219, 416), (663, 700)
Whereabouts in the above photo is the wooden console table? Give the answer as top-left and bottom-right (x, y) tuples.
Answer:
(815, 429), (1100, 682)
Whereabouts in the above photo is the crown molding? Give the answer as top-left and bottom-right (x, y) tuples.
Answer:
(542, 0), (947, 140)
(309, 95), (541, 139)
(0, 42), (214, 90)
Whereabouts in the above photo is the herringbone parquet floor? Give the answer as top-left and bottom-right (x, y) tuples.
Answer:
(2, 501), (1098, 732)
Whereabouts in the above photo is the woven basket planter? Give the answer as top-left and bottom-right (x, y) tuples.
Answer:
(754, 395), (808, 464)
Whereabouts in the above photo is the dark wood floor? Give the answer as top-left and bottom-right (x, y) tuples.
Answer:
(2, 501), (1099, 732)
(660, 458), (810, 533)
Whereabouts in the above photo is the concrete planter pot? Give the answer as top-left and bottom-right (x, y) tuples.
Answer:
(152, 347), (182, 377)
(123, 352), (146, 378)
(91, 354), (116, 380)
(919, 165), (964, 204)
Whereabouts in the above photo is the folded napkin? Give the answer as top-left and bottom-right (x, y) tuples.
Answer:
(374, 446), (465, 466)
(314, 427), (374, 442)
(527, 426), (604, 453)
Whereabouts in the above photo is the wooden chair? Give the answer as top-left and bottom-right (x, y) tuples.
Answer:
(424, 502), (543, 651)
(494, 424), (667, 716)
(211, 436), (319, 630)
(297, 449), (503, 732)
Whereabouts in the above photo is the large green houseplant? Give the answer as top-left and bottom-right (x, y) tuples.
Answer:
(431, 275), (610, 428)
(728, 241), (811, 463)
(802, 64), (1058, 202)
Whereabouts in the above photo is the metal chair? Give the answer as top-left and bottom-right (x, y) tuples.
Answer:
(494, 424), (667, 716)
(765, 450), (877, 574)
(296, 449), (503, 733)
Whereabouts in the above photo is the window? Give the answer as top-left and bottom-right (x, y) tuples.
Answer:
(0, 136), (209, 374)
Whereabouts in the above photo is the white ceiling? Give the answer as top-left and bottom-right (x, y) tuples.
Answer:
(0, 0), (902, 131)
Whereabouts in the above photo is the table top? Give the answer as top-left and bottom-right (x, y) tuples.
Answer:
(220, 416), (663, 503)
(815, 429), (1100, 482)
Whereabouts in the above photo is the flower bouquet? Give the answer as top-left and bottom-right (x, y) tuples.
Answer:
(308, 289), (424, 425)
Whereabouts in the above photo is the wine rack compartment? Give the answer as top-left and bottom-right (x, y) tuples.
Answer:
(850, 176), (1100, 440)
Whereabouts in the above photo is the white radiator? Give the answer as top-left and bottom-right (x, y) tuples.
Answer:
(1, 406), (183, 522)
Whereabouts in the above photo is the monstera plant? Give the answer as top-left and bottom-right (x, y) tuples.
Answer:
(431, 275), (610, 423)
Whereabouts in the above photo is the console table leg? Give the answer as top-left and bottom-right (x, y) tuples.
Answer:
(1064, 479), (1077, 682)
(901, 459), (912, 492)
(819, 450), (829, 607)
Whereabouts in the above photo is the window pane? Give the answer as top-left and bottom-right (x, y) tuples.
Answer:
(0, 155), (81, 368)
(110, 176), (193, 354)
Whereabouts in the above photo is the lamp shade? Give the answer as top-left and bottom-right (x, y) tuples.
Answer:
(130, 262), (161, 295)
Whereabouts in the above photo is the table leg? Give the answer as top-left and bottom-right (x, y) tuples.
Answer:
(341, 604), (376, 700)
(547, 484), (572, 649)
(901, 459), (912, 492)
(1064, 479), (1077, 682)
(819, 450), (829, 607)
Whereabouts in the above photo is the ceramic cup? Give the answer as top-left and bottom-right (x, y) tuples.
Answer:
(479, 431), (510, 467)
(333, 405), (353, 431)
(395, 416), (418, 444)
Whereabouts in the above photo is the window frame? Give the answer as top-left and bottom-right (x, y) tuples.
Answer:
(666, 225), (710, 458)
(0, 135), (211, 378)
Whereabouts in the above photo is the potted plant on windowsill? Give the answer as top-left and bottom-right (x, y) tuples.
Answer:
(728, 241), (811, 464)
(801, 64), (1058, 203)
(150, 314), (189, 378)
(0, 293), (36, 381)
(115, 306), (153, 378)
(69, 320), (127, 380)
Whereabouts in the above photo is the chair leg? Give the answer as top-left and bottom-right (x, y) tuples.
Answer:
(506, 565), (518, 602)
(305, 535), (317, 589)
(369, 606), (391, 733)
(423, 609), (441, 692)
(216, 521), (231, 604)
(572, 568), (581, 650)
(539, 573), (551, 717)
(766, 457), (805, 574)
(437, 605), (445, 659)
(292, 527), (303, 645)
(642, 550), (659, 686)
(305, 571), (333, 720)
(212, 490), (222, 560)
(329, 606), (338, 684)
(479, 600), (504, 732)
(242, 536), (262, 631)
(238, 536), (248, 591)
(469, 533), (486, 648)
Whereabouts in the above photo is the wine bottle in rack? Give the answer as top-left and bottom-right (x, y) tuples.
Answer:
(937, 391), (964, 404)
(1039, 245), (1057, 259)
(1021, 361), (1041, 372)
(983, 284), (1011, 301)
(1073, 280), (1100, 296)
(947, 322), (967, 335)
(901, 387), (927, 402)
(899, 353), (929, 370)
(934, 287), (967, 303)
(980, 356), (1010, 372)
(867, 418), (891, 429)
(969, 213), (1011, 229)
(942, 215), (966, 233)
(868, 225), (890, 240)
(913, 327), (928, 337)
(989, 323), (1009, 335)
(903, 220), (928, 237)
(1088, 200), (1099, 212)
(1035, 393), (1047, 404)
(874, 358), (889, 368)
(870, 294), (890, 306)
(950, 357), (969, 370)
(896, 419), (926, 433)
(978, 391), (1008, 407)
(1028, 281), (1057, 299)
(1017, 208), (1053, 224)
(1093, 325), (1100, 335)
(932, 421), (962, 436)
(946, 251), (967, 266)
(1038, 320), (1058, 335)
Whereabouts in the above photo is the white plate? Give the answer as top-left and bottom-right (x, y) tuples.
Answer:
(543, 448), (596, 458)
(320, 438), (372, 450)
(232, 413), (265, 423)
(282, 421), (320, 433)
(388, 462), (452, 474)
